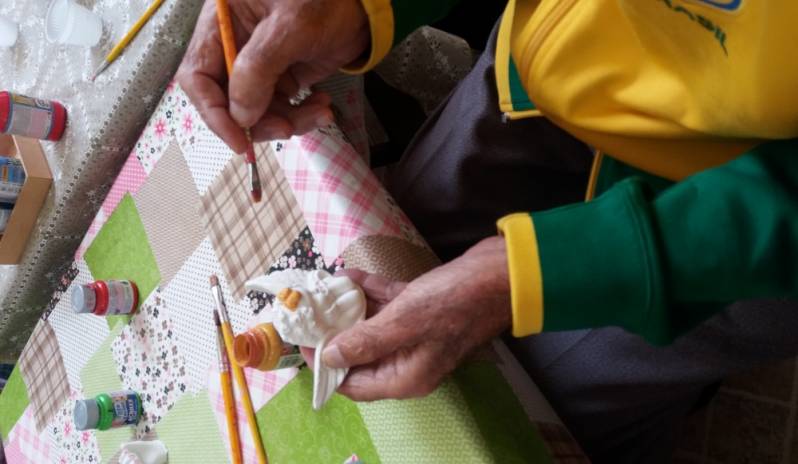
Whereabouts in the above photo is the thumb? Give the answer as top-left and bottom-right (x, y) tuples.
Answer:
(228, 16), (301, 128)
(322, 303), (421, 369)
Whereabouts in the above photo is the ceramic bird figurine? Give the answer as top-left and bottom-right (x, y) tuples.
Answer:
(245, 269), (366, 409)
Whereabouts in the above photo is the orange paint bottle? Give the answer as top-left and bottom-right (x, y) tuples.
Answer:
(233, 323), (304, 371)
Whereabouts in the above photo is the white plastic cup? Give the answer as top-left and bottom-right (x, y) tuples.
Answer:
(0, 16), (18, 47)
(45, 0), (103, 47)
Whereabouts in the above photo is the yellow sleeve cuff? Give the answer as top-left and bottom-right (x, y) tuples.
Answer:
(497, 213), (544, 337)
(341, 0), (395, 74)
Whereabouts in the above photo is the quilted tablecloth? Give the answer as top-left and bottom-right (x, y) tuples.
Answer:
(0, 79), (588, 463)
(0, 0), (203, 359)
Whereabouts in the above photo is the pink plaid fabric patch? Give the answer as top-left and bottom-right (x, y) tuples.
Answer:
(207, 365), (298, 464)
(5, 406), (52, 463)
(272, 131), (421, 264)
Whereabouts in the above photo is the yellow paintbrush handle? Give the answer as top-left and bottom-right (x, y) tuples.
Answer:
(104, 0), (166, 63)
(220, 369), (243, 464)
(221, 322), (269, 464)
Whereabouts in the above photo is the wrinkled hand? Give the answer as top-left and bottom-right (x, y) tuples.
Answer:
(176, 0), (369, 153)
(302, 237), (512, 400)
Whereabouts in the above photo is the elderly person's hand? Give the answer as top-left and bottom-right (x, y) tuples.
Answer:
(176, 0), (370, 154)
(302, 237), (512, 400)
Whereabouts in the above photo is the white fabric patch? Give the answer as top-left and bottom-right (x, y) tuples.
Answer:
(160, 238), (250, 393)
(179, 109), (233, 195)
(48, 259), (110, 392)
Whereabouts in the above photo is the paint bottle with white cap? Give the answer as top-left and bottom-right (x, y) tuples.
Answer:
(73, 391), (142, 431)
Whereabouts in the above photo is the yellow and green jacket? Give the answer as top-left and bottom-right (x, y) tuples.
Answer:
(352, 0), (798, 345)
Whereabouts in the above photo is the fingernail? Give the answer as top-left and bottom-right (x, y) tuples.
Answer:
(322, 345), (346, 368)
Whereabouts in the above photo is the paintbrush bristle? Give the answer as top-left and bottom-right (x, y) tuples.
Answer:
(209, 274), (219, 287)
(213, 310), (221, 327)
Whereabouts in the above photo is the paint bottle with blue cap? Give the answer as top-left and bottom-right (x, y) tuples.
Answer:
(73, 391), (142, 431)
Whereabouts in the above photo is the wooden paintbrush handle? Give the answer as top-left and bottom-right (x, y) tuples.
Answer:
(215, 0), (238, 75)
(220, 369), (242, 464)
(222, 322), (269, 464)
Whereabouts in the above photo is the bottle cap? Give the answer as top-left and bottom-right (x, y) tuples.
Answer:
(73, 399), (99, 431)
(71, 284), (96, 314)
(233, 331), (265, 368)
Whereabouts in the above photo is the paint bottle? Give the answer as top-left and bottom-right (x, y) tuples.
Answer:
(72, 280), (139, 316)
(73, 391), (142, 431)
(0, 91), (67, 141)
(233, 323), (304, 371)
(0, 156), (25, 203)
(0, 202), (13, 234)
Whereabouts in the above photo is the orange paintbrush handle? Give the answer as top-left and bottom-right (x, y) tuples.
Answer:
(220, 369), (243, 464)
(215, 0), (238, 75)
(222, 321), (269, 464)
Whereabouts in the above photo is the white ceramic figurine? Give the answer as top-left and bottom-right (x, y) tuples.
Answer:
(245, 269), (366, 410)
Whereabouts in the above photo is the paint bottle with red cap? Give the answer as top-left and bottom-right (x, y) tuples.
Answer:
(72, 280), (139, 316)
(0, 91), (67, 141)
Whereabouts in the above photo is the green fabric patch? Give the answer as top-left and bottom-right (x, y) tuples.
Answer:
(454, 362), (553, 464)
(84, 194), (161, 330)
(257, 368), (379, 464)
(156, 390), (228, 463)
(80, 323), (133, 462)
(358, 375), (492, 462)
(0, 365), (30, 440)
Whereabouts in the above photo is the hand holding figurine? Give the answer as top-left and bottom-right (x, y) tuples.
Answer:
(319, 237), (512, 401)
(245, 269), (366, 409)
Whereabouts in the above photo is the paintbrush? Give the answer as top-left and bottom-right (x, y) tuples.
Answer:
(209, 275), (268, 464)
(91, 0), (166, 81)
(214, 0), (263, 203)
(214, 311), (243, 464)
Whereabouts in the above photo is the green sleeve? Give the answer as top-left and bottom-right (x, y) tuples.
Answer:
(531, 138), (798, 345)
(392, 1), (463, 45)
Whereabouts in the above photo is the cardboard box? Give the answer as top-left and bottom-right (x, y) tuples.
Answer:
(0, 135), (52, 264)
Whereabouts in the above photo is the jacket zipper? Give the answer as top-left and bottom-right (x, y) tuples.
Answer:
(520, 0), (579, 95)
(502, 0), (578, 122)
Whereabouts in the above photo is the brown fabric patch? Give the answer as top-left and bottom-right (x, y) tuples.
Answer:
(200, 143), (305, 299)
(340, 234), (440, 282)
(135, 139), (206, 285)
(17, 319), (70, 431)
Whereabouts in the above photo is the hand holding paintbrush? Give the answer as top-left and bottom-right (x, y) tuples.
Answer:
(176, 0), (365, 156)
(214, 0), (263, 203)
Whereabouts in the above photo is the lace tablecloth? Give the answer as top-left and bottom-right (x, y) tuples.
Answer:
(0, 0), (203, 359)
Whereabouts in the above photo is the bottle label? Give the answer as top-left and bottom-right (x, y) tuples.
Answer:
(106, 281), (136, 315)
(109, 391), (140, 427)
(0, 181), (21, 202)
(0, 158), (25, 184)
(4, 93), (55, 140)
(275, 345), (305, 369)
(0, 208), (11, 233)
